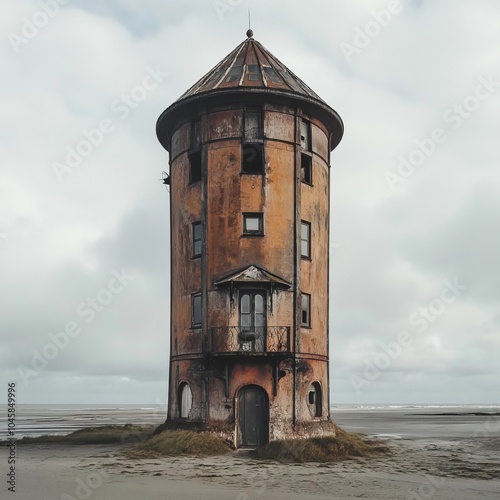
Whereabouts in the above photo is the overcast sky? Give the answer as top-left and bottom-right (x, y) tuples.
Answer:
(1, 0), (499, 407)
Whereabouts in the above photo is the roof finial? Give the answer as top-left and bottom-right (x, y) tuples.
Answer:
(246, 9), (253, 38)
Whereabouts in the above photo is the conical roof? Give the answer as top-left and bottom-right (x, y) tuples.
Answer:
(157, 32), (343, 151)
(177, 32), (325, 104)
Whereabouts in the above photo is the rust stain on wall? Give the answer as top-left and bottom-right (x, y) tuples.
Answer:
(156, 33), (343, 447)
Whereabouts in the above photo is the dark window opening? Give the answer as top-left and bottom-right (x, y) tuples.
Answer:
(263, 66), (281, 84)
(192, 293), (202, 327)
(242, 108), (264, 174)
(301, 221), (311, 259)
(301, 153), (312, 184)
(308, 382), (322, 417)
(189, 151), (202, 184)
(301, 293), (310, 327)
(300, 120), (312, 151)
(226, 66), (243, 83)
(308, 390), (315, 405)
(242, 143), (264, 173)
(192, 222), (202, 258)
(243, 213), (264, 236)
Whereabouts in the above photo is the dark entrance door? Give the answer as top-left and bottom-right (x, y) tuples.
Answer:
(238, 385), (269, 448)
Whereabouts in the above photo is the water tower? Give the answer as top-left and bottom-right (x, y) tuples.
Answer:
(156, 30), (343, 447)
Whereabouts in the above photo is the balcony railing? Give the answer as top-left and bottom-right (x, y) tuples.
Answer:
(210, 326), (290, 354)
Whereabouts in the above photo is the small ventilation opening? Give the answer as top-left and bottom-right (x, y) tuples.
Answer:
(189, 151), (202, 183)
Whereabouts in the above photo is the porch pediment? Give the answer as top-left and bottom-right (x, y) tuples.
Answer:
(215, 265), (291, 289)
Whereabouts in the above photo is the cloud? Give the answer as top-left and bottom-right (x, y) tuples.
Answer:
(2, 0), (499, 404)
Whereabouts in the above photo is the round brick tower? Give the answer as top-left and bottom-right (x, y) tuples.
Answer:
(156, 30), (343, 447)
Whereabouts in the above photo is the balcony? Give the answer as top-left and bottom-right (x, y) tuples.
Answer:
(210, 326), (291, 355)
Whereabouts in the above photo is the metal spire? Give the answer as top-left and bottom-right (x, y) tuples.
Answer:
(247, 9), (253, 38)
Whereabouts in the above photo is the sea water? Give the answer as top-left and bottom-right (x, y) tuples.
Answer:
(1, 403), (499, 440)
(0, 404), (167, 439)
(332, 404), (500, 440)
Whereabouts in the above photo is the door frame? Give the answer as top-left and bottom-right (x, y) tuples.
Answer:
(236, 384), (269, 448)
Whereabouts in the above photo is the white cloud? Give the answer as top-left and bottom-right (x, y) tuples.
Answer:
(1, 0), (499, 404)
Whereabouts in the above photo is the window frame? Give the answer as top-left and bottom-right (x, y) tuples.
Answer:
(242, 107), (264, 174)
(300, 119), (313, 185)
(191, 293), (202, 328)
(301, 292), (311, 328)
(244, 107), (263, 142)
(300, 119), (312, 152)
(300, 220), (311, 260)
(242, 212), (264, 236)
(192, 222), (202, 258)
(301, 153), (313, 185)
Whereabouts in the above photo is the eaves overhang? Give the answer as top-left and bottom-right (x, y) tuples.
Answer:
(156, 87), (344, 153)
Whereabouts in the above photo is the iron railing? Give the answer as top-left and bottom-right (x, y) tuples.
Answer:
(210, 326), (290, 354)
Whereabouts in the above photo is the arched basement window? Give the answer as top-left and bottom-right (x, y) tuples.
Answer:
(178, 383), (193, 419)
(308, 382), (322, 417)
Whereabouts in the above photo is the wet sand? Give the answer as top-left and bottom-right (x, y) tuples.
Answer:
(7, 408), (500, 499)
(10, 434), (500, 500)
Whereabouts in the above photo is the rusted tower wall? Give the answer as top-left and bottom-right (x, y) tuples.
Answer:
(166, 102), (333, 442)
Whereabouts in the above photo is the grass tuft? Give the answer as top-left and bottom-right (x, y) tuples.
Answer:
(14, 424), (155, 445)
(125, 430), (233, 458)
(250, 425), (390, 463)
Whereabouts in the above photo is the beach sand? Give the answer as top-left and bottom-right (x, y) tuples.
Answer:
(10, 434), (500, 500)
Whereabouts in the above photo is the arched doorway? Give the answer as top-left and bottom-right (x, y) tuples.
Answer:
(238, 385), (269, 448)
(307, 382), (322, 417)
(178, 382), (192, 419)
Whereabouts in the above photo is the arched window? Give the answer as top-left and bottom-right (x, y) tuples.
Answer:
(307, 382), (322, 417)
(178, 383), (192, 419)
